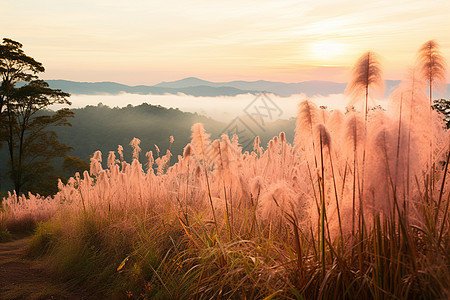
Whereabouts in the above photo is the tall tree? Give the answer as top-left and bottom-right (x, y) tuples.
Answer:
(0, 38), (44, 114)
(1, 38), (74, 195)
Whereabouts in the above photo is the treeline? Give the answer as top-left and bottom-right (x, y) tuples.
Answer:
(55, 103), (226, 163)
(53, 102), (295, 167)
(0, 102), (295, 195)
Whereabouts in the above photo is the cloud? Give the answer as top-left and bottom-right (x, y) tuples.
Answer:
(49, 92), (369, 122)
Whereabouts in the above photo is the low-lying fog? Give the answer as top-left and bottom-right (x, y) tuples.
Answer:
(49, 92), (389, 122)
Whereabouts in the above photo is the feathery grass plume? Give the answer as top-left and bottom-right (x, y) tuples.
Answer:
(314, 124), (331, 151)
(145, 151), (154, 173)
(117, 145), (124, 161)
(250, 176), (264, 200)
(93, 150), (102, 162)
(319, 106), (330, 124)
(155, 150), (171, 175)
(279, 131), (288, 175)
(183, 143), (192, 160)
(154, 144), (160, 157)
(417, 40), (447, 104)
(181, 144), (193, 221)
(367, 125), (395, 217)
(345, 51), (384, 121)
(273, 135), (279, 145)
(231, 133), (239, 148)
(259, 181), (297, 222)
(211, 140), (221, 169)
(387, 74), (423, 158)
(194, 165), (201, 177)
(417, 40), (447, 171)
(294, 100), (319, 152)
(345, 113), (365, 235)
(327, 110), (346, 164)
(253, 135), (263, 159)
(129, 138), (141, 161)
(253, 136), (260, 151)
(107, 151), (116, 171)
(315, 123), (343, 240)
(370, 125), (411, 238)
(220, 134), (236, 172)
(214, 135), (235, 237)
(279, 131), (286, 144)
(387, 78), (425, 204)
(190, 123), (211, 162)
(314, 123), (332, 275)
(327, 110), (344, 134)
(345, 113), (366, 154)
(90, 150), (103, 176)
(190, 123), (217, 230)
(97, 170), (110, 198)
(388, 69), (426, 117)
(390, 69), (429, 192)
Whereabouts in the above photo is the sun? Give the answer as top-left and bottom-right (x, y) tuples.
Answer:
(308, 41), (346, 64)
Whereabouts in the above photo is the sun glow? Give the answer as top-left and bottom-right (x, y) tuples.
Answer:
(308, 41), (346, 64)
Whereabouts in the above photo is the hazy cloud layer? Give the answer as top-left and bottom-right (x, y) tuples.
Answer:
(50, 92), (391, 122)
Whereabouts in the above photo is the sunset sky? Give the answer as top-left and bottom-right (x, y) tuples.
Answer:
(1, 0), (449, 85)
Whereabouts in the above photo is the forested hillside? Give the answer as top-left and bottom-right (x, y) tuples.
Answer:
(0, 103), (295, 194)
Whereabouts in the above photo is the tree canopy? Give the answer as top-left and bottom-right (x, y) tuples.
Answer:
(0, 38), (78, 196)
(0, 38), (44, 114)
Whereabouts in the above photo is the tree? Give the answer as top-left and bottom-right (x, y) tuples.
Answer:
(1, 38), (74, 195)
(0, 38), (44, 114)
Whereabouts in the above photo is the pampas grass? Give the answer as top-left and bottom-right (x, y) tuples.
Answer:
(417, 40), (447, 104)
(1, 42), (450, 299)
(346, 51), (384, 121)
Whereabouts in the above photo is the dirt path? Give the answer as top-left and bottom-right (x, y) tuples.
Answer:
(0, 236), (88, 300)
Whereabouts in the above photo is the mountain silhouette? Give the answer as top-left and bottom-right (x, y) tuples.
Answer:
(44, 78), (450, 98)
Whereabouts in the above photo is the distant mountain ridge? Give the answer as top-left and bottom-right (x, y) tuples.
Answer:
(45, 78), (450, 98)
(44, 80), (256, 97)
(154, 77), (351, 97)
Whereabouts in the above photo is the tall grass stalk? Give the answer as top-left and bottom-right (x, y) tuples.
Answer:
(1, 42), (449, 299)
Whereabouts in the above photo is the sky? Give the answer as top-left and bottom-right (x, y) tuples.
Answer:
(1, 0), (450, 85)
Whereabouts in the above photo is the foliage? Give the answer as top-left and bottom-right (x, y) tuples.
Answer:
(433, 98), (450, 128)
(0, 38), (73, 196)
(0, 38), (44, 114)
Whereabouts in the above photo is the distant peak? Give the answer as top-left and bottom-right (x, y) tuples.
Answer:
(154, 77), (211, 88)
(177, 77), (209, 83)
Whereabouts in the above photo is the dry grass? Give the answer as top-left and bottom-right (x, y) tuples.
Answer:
(1, 42), (450, 299)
